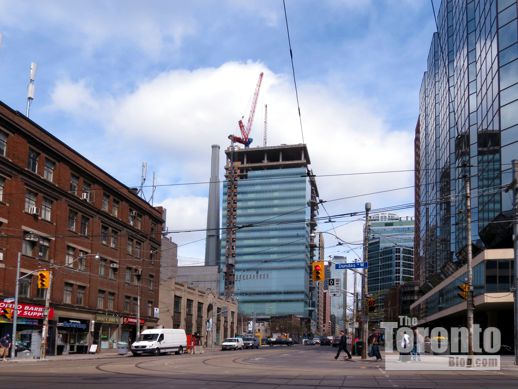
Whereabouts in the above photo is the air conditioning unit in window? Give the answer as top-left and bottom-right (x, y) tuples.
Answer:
(81, 193), (90, 201)
(28, 206), (39, 215)
(110, 263), (119, 269)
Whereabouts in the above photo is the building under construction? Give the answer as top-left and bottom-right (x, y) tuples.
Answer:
(220, 144), (319, 321)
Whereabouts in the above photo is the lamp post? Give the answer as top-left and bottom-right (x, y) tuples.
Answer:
(361, 202), (371, 360)
(10, 252), (21, 360)
(135, 267), (143, 339)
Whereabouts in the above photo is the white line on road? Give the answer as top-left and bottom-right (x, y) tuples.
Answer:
(378, 366), (398, 388)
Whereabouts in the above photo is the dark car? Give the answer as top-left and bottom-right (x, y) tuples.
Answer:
(319, 336), (332, 346)
(267, 337), (293, 346)
(242, 336), (260, 349)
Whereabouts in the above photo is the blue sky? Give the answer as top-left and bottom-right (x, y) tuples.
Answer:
(0, 0), (436, 264)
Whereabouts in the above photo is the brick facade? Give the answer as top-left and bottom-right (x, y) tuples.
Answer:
(0, 101), (164, 355)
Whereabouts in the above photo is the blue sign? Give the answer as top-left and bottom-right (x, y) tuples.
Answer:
(335, 262), (368, 269)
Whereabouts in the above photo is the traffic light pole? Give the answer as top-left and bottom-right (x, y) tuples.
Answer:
(40, 271), (53, 359)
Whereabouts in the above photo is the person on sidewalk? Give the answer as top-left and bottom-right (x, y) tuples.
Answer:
(334, 330), (352, 360)
(370, 331), (382, 361)
(0, 334), (12, 361)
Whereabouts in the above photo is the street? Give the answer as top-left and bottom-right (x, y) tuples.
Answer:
(1, 346), (517, 389)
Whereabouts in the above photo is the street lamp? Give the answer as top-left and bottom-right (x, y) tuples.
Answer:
(361, 202), (371, 360)
(134, 267), (143, 339)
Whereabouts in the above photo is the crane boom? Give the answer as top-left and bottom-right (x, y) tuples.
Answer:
(228, 72), (264, 148)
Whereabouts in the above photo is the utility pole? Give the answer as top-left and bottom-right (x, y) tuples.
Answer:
(40, 271), (53, 359)
(353, 262), (358, 338)
(361, 202), (371, 360)
(512, 160), (518, 366)
(464, 168), (474, 358)
(10, 252), (21, 360)
(136, 268), (142, 340)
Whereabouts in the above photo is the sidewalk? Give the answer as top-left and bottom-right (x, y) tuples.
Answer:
(3, 349), (129, 363)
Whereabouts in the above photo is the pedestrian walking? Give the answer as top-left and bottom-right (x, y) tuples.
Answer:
(370, 331), (382, 360)
(0, 334), (12, 361)
(334, 330), (352, 360)
(411, 327), (423, 361)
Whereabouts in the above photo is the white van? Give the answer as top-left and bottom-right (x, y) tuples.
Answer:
(131, 329), (187, 356)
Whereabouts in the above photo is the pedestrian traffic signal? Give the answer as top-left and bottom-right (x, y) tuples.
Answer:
(312, 261), (324, 281)
(457, 282), (469, 300)
(367, 297), (376, 312)
(37, 270), (50, 288)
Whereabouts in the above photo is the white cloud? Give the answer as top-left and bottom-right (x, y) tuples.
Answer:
(49, 61), (415, 260)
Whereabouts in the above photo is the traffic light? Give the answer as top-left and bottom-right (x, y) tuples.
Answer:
(312, 261), (324, 281)
(368, 297), (376, 312)
(0, 307), (13, 320)
(457, 282), (469, 300)
(37, 270), (50, 288)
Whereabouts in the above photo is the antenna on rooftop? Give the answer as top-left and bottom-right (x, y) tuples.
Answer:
(26, 62), (37, 118)
(138, 162), (148, 200)
(149, 172), (157, 206)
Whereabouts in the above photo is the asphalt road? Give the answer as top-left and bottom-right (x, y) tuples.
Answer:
(0, 345), (517, 388)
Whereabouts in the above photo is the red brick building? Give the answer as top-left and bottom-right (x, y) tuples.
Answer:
(0, 101), (164, 355)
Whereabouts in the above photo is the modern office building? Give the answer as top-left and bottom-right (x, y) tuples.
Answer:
(0, 101), (164, 355)
(412, 0), (517, 339)
(220, 144), (319, 320)
(367, 213), (414, 322)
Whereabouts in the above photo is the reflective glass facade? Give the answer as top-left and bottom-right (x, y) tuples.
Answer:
(417, 0), (518, 282)
(220, 145), (318, 317)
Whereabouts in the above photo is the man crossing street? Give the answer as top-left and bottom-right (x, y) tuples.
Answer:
(334, 330), (352, 360)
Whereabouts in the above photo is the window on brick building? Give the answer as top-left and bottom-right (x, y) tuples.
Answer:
(110, 229), (119, 249)
(108, 292), (116, 310)
(77, 286), (86, 305)
(24, 190), (37, 212)
(98, 258), (107, 278)
(147, 301), (153, 317)
(68, 209), (77, 231)
(80, 216), (89, 236)
(70, 174), (79, 195)
(43, 159), (55, 182)
(41, 197), (52, 221)
(64, 283), (73, 304)
(97, 290), (105, 309)
(101, 225), (109, 245)
(102, 193), (110, 212)
(112, 199), (119, 217)
(135, 241), (142, 258)
(27, 149), (39, 173)
(124, 296), (131, 312)
(0, 176), (5, 202)
(0, 131), (7, 157)
(127, 238), (134, 255)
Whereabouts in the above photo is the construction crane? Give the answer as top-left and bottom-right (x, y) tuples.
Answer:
(228, 72), (264, 148)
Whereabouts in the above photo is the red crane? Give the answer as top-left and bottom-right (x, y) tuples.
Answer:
(228, 72), (264, 148)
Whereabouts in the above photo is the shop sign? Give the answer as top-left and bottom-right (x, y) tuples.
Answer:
(123, 317), (144, 326)
(0, 300), (54, 320)
(95, 314), (120, 325)
(57, 319), (88, 330)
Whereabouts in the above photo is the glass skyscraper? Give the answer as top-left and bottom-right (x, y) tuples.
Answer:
(220, 144), (319, 318)
(416, 0), (518, 285)
(367, 214), (414, 321)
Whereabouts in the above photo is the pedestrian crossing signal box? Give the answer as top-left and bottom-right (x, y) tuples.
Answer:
(312, 261), (324, 282)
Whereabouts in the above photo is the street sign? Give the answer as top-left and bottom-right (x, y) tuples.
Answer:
(335, 262), (368, 270)
(328, 278), (340, 294)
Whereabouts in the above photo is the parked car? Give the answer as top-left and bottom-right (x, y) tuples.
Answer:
(242, 336), (260, 349)
(267, 337), (294, 346)
(312, 337), (321, 345)
(319, 336), (332, 346)
(221, 337), (244, 351)
(303, 338), (315, 346)
(131, 328), (187, 356)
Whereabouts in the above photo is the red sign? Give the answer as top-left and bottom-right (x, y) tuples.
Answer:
(123, 317), (144, 326)
(0, 300), (54, 320)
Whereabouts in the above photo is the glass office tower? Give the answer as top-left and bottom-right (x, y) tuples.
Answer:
(220, 144), (319, 318)
(367, 214), (414, 321)
(416, 0), (518, 285)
